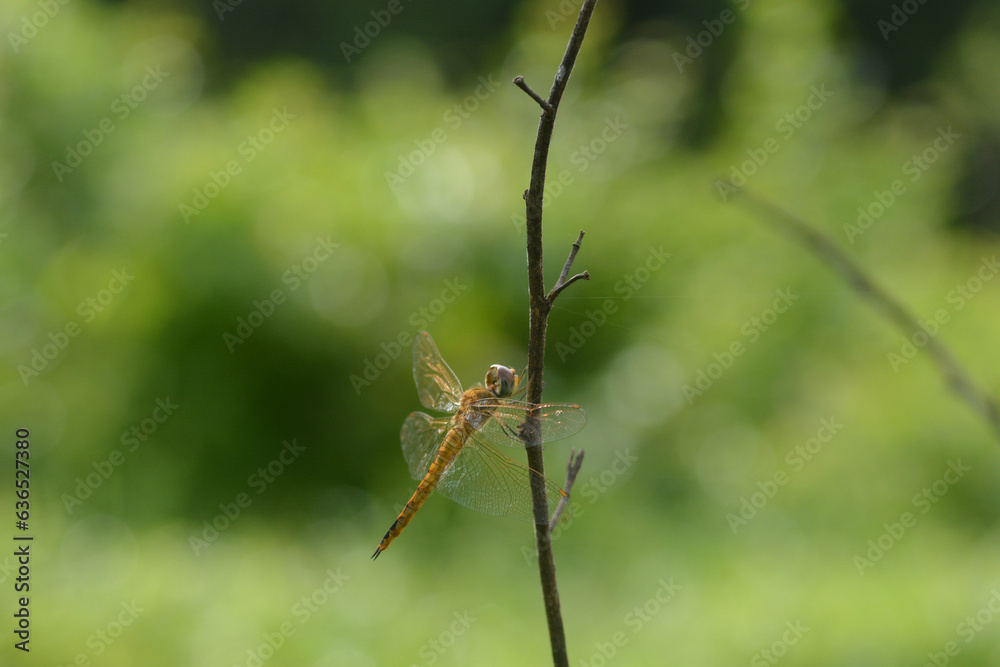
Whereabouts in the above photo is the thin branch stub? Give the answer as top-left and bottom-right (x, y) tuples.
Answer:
(549, 449), (585, 531)
(549, 271), (590, 303)
(513, 76), (554, 113)
(555, 230), (586, 288)
(548, 230), (589, 303)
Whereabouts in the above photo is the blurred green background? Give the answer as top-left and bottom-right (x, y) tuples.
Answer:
(2, 0), (1000, 664)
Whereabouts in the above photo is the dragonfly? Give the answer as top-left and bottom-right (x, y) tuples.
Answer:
(372, 331), (586, 559)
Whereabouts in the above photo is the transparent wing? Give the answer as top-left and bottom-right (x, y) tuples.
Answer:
(413, 331), (463, 413)
(435, 429), (566, 521)
(400, 412), (450, 481)
(469, 400), (587, 448)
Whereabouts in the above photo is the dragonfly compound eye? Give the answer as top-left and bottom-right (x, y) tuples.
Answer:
(486, 364), (517, 397)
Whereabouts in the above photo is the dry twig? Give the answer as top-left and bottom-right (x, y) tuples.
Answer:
(516, 2), (599, 665)
(726, 185), (1000, 440)
(549, 450), (585, 531)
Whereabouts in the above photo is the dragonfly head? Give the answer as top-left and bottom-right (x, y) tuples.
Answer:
(486, 364), (518, 397)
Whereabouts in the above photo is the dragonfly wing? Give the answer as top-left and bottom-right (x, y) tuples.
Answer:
(435, 429), (566, 521)
(400, 412), (451, 481)
(413, 331), (463, 413)
(470, 400), (587, 448)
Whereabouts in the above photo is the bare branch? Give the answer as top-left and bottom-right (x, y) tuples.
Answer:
(727, 185), (1000, 440)
(549, 450), (585, 531)
(518, 2), (599, 665)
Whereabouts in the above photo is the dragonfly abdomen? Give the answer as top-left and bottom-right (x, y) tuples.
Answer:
(371, 426), (467, 559)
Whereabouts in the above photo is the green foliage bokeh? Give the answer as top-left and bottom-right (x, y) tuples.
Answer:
(2, 0), (1000, 664)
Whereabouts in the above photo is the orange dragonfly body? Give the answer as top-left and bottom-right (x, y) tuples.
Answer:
(372, 331), (586, 559)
